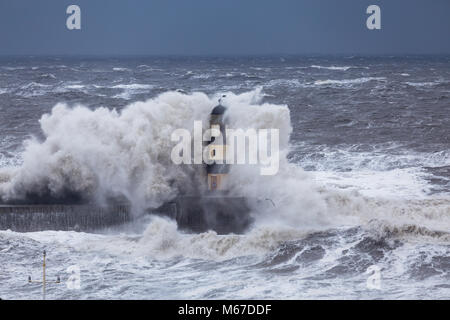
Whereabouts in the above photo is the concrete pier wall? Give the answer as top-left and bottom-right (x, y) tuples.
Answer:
(0, 204), (131, 232)
(169, 196), (253, 234)
(0, 196), (256, 234)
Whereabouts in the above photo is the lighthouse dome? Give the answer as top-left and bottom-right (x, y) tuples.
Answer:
(211, 104), (227, 115)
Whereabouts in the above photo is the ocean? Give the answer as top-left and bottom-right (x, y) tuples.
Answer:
(0, 55), (449, 299)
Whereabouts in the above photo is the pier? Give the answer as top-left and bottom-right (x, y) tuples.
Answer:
(0, 204), (131, 232)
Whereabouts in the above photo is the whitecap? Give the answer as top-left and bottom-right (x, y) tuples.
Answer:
(314, 77), (386, 86)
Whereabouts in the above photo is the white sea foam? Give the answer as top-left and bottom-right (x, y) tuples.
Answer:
(314, 77), (386, 86)
(0, 91), (211, 208)
(14, 82), (52, 97)
(310, 65), (370, 71)
(266, 79), (303, 88)
(65, 84), (85, 90)
(1, 219), (447, 300)
(113, 67), (131, 72)
(0, 89), (448, 244)
(192, 74), (211, 79)
(39, 73), (56, 79)
(0, 89), (313, 221)
(310, 65), (352, 71)
(405, 81), (438, 87)
(1, 66), (27, 71)
(111, 84), (153, 90)
(111, 83), (154, 99)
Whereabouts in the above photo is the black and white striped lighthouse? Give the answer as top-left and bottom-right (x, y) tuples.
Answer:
(206, 96), (230, 192)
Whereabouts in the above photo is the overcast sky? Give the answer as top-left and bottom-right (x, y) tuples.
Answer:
(0, 0), (449, 56)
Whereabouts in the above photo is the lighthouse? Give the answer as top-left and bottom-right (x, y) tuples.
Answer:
(0, 97), (258, 235)
(206, 97), (230, 192)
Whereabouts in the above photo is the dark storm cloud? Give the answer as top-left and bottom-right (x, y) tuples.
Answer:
(0, 0), (449, 55)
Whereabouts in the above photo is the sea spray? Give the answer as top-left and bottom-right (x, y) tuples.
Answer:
(0, 89), (329, 225)
(1, 89), (449, 235)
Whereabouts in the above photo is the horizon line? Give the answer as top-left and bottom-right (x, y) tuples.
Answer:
(1, 53), (450, 59)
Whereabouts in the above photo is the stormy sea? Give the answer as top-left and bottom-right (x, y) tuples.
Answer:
(0, 56), (449, 299)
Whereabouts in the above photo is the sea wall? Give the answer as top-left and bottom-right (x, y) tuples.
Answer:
(0, 204), (131, 232)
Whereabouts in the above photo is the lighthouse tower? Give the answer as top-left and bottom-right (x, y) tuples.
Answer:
(206, 98), (230, 192)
